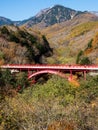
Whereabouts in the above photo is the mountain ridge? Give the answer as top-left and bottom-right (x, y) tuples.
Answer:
(0, 16), (13, 26)
(0, 5), (97, 27)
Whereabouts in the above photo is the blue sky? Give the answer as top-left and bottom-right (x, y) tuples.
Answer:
(0, 0), (98, 21)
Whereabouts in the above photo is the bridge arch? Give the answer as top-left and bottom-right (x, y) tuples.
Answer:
(28, 70), (68, 80)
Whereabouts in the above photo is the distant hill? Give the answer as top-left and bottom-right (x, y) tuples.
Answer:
(0, 17), (13, 26)
(91, 11), (98, 16)
(0, 16), (21, 26)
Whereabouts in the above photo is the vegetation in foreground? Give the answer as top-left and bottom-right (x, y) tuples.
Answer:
(0, 69), (98, 130)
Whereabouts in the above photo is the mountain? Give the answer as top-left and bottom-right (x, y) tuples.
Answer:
(0, 5), (85, 27)
(22, 5), (83, 28)
(0, 17), (14, 26)
(0, 16), (21, 26)
(0, 5), (98, 28)
(91, 11), (98, 16)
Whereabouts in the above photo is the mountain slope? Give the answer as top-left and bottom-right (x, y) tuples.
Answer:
(0, 25), (52, 65)
(41, 12), (98, 64)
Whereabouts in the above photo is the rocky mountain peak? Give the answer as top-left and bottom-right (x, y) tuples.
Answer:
(23, 5), (83, 28)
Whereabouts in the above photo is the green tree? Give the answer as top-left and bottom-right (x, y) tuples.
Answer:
(1, 26), (9, 35)
(87, 39), (93, 49)
(76, 50), (83, 64)
(80, 56), (91, 65)
(0, 69), (15, 99)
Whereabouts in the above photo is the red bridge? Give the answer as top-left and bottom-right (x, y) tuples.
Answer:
(1, 64), (98, 81)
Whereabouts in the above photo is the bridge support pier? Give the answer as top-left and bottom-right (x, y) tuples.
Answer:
(84, 71), (86, 80)
(70, 70), (73, 80)
(68, 70), (73, 81)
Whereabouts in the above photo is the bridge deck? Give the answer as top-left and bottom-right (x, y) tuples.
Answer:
(1, 64), (98, 71)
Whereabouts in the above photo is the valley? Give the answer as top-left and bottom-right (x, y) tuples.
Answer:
(0, 4), (98, 130)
